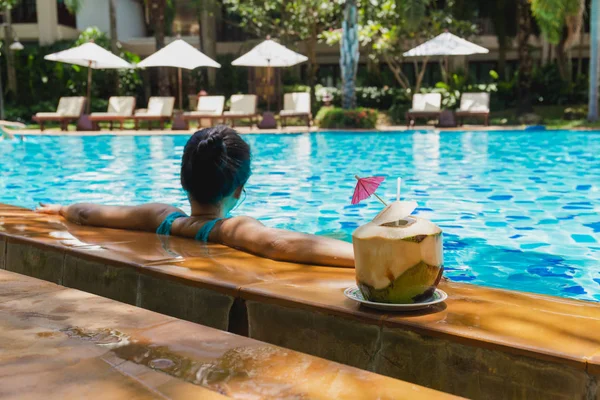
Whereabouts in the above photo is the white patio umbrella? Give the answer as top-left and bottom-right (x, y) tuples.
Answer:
(45, 42), (134, 114)
(403, 32), (489, 57)
(137, 39), (221, 110)
(232, 39), (308, 111)
(403, 32), (489, 82)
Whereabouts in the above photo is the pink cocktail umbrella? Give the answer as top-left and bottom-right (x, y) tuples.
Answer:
(352, 175), (387, 205)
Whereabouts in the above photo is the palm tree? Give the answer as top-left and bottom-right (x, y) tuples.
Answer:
(589, 0), (599, 121)
(530, 0), (586, 82)
(340, 0), (359, 109)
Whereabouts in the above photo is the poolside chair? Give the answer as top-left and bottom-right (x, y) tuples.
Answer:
(223, 94), (258, 128)
(182, 95), (225, 127)
(88, 96), (136, 130)
(405, 93), (442, 128)
(455, 92), (490, 126)
(32, 97), (86, 131)
(280, 92), (312, 127)
(132, 97), (175, 130)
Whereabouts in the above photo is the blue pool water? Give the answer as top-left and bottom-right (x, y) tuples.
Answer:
(1, 130), (599, 301)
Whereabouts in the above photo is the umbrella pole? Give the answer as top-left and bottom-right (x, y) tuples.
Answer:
(178, 67), (183, 111)
(86, 61), (92, 114)
(266, 65), (272, 112)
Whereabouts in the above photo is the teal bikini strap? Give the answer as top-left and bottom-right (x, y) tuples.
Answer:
(156, 212), (187, 236)
(195, 218), (223, 242)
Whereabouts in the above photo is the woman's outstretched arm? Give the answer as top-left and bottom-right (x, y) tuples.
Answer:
(215, 216), (355, 268)
(36, 203), (179, 232)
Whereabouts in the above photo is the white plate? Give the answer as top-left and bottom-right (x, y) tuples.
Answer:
(344, 286), (447, 311)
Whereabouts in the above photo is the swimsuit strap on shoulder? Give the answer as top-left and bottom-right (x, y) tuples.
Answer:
(156, 212), (188, 236)
(195, 218), (223, 243)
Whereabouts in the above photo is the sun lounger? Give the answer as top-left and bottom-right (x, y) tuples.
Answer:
(88, 96), (136, 130)
(223, 94), (258, 127)
(455, 92), (490, 126)
(32, 97), (86, 131)
(405, 93), (442, 128)
(280, 92), (311, 127)
(182, 95), (225, 127)
(132, 97), (175, 130)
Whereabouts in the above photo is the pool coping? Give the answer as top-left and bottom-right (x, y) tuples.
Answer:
(6, 125), (600, 137)
(2, 203), (600, 376)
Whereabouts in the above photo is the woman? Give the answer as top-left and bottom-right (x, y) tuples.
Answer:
(37, 125), (354, 268)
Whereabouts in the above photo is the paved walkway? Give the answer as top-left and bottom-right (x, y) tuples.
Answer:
(0, 269), (458, 399)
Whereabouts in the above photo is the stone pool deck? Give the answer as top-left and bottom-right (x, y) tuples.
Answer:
(0, 269), (452, 399)
(2, 203), (600, 399)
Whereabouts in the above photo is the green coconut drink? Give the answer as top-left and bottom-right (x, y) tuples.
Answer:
(352, 200), (444, 304)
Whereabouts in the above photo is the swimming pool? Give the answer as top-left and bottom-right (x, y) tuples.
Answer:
(1, 130), (599, 301)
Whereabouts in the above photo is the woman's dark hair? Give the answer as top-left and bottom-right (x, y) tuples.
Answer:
(181, 125), (251, 204)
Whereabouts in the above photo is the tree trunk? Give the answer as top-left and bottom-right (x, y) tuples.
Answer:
(201, 0), (218, 89)
(306, 34), (318, 111)
(4, 6), (17, 94)
(498, 38), (508, 80)
(588, 0), (599, 121)
(516, 0), (534, 115)
(150, 0), (169, 96)
(556, 33), (571, 83)
(491, 0), (509, 80)
(109, 0), (118, 54)
(577, 23), (584, 77)
(340, 0), (359, 109)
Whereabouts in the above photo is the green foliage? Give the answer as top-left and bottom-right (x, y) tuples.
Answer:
(5, 28), (144, 122)
(530, 0), (584, 44)
(223, 0), (343, 41)
(316, 106), (378, 129)
(316, 86), (407, 110)
(75, 27), (110, 47)
(62, 0), (83, 13)
(323, 0), (478, 91)
(213, 54), (248, 96)
(433, 70), (498, 108)
(0, 0), (21, 8)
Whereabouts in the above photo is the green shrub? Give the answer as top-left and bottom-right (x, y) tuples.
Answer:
(387, 102), (411, 125)
(4, 27), (145, 123)
(315, 86), (406, 110)
(316, 107), (378, 129)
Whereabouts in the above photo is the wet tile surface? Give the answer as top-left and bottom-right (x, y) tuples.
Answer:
(382, 282), (600, 368)
(2, 205), (600, 372)
(0, 269), (457, 399)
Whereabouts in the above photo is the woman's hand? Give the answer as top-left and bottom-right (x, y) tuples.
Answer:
(35, 203), (64, 215)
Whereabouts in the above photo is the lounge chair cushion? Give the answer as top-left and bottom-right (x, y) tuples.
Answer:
(185, 96), (225, 116)
(135, 97), (175, 117)
(36, 97), (85, 118)
(35, 112), (62, 118)
(281, 92), (311, 115)
(105, 97), (136, 116)
(410, 93), (442, 112)
(228, 94), (257, 115)
(459, 93), (490, 112)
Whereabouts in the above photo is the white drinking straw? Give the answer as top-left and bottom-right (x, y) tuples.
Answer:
(397, 177), (401, 202)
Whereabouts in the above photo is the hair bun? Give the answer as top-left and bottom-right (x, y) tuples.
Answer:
(196, 131), (226, 160)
